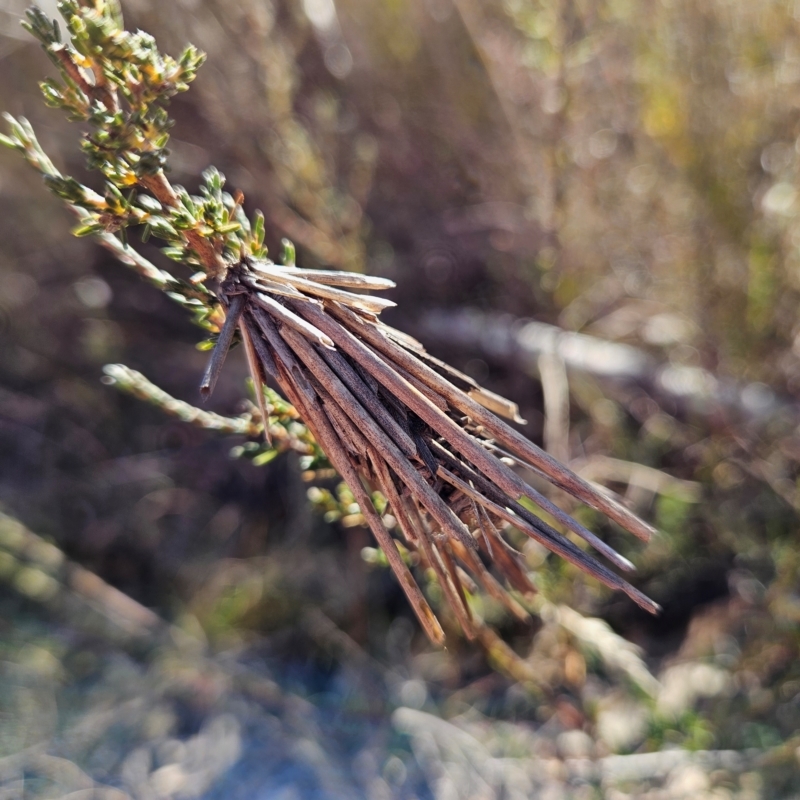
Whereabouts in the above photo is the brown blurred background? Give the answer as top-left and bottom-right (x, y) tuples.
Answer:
(1, 0), (800, 797)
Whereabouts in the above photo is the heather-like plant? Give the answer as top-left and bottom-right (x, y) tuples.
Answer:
(3, 0), (659, 649)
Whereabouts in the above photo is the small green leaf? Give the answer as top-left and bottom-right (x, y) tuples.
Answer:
(72, 221), (103, 237)
(148, 217), (178, 238)
(137, 195), (162, 213)
(217, 221), (241, 234)
(161, 246), (186, 261)
(252, 210), (265, 245)
(0, 133), (21, 151)
(39, 78), (64, 107)
(252, 449), (279, 466)
(201, 166), (224, 193)
(281, 238), (296, 266)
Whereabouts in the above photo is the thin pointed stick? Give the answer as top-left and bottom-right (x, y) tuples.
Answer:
(317, 345), (418, 459)
(251, 292), (335, 349)
(470, 497), (493, 558)
(438, 539), (475, 633)
(429, 438), (634, 572)
(475, 505), (537, 596)
(439, 464), (607, 579)
(264, 267), (397, 291)
(243, 311), (279, 379)
(250, 264), (396, 314)
(380, 327), (526, 422)
(200, 293), (246, 399)
(377, 323), (427, 352)
(315, 382), (371, 458)
(450, 538), (531, 623)
(250, 311), (319, 406)
(378, 354), (450, 412)
(402, 492), (477, 640)
(238, 318), (271, 446)
(243, 275), (306, 300)
(467, 386), (526, 424)
(440, 461), (620, 583)
(326, 302), (656, 542)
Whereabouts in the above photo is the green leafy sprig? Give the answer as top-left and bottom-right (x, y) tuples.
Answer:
(3, 1), (272, 296)
(0, 1), (307, 461)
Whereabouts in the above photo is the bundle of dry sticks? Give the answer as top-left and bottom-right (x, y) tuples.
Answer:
(203, 257), (659, 645)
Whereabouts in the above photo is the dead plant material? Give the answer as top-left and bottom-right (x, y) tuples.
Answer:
(202, 258), (660, 643)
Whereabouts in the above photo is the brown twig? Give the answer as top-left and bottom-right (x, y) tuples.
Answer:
(139, 171), (228, 278)
(200, 294), (246, 399)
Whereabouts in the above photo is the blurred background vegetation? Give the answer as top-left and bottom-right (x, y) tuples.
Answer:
(1, 0), (800, 797)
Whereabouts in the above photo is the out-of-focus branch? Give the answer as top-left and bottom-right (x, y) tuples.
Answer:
(416, 308), (781, 420)
(0, 509), (168, 640)
(571, 455), (701, 505)
(539, 350), (570, 464)
(101, 364), (323, 468)
(101, 364), (262, 437)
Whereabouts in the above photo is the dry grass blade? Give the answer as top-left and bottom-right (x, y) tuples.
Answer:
(237, 319), (271, 446)
(251, 291), (335, 349)
(194, 256), (660, 644)
(267, 267), (396, 290)
(200, 293), (245, 399)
